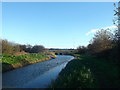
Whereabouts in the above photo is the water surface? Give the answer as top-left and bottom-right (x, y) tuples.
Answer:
(2, 55), (74, 88)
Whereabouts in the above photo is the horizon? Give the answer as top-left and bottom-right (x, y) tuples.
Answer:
(2, 2), (115, 49)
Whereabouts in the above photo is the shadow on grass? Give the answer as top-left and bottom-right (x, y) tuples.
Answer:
(49, 59), (97, 88)
(49, 55), (120, 88)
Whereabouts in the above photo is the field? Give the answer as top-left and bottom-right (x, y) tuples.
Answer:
(49, 49), (76, 55)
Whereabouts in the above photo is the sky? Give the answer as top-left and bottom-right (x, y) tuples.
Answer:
(2, 2), (116, 49)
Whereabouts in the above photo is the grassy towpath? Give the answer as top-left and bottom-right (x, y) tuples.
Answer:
(50, 54), (120, 88)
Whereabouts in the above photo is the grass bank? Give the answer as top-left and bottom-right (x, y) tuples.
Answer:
(50, 54), (120, 88)
(1, 53), (56, 72)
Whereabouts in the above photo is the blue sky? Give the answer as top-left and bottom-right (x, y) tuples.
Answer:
(2, 2), (115, 49)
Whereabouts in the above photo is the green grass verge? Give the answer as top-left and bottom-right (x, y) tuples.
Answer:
(1, 53), (50, 72)
(2, 54), (48, 64)
(50, 54), (120, 88)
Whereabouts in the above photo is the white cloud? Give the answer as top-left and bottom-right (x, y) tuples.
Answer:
(86, 25), (118, 36)
(86, 29), (99, 36)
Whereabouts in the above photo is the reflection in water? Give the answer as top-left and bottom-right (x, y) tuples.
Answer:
(2, 55), (74, 88)
(23, 63), (68, 88)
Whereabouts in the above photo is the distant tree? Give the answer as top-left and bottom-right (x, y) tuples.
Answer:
(84, 2), (120, 63)
(77, 46), (87, 54)
(113, 1), (120, 45)
(19, 44), (32, 53)
(112, 1), (120, 62)
(1, 39), (47, 54)
(19, 45), (27, 52)
(25, 44), (32, 53)
(13, 45), (20, 53)
(0, 39), (2, 54)
(2, 40), (14, 54)
(31, 45), (45, 53)
(87, 44), (94, 54)
(89, 29), (113, 54)
(112, 30), (120, 62)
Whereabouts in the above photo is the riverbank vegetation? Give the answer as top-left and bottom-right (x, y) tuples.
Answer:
(50, 5), (120, 88)
(50, 54), (120, 88)
(50, 28), (120, 88)
(76, 29), (120, 64)
(1, 39), (56, 72)
(1, 53), (51, 72)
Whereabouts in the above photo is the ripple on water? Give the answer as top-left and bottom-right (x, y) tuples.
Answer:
(2, 55), (74, 88)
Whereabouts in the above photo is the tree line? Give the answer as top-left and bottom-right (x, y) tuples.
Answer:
(77, 28), (120, 64)
(1, 39), (46, 55)
(77, 2), (120, 64)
